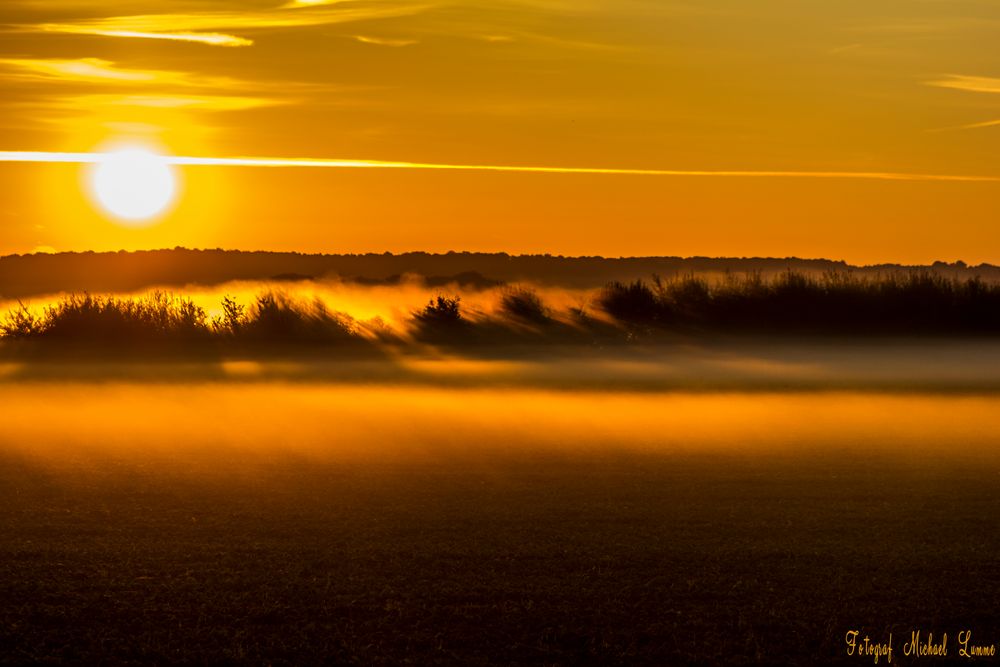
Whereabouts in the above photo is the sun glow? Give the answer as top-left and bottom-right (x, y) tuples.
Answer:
(89, 148), (177, 224)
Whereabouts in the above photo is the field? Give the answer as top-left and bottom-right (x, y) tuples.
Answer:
(2, 364), (999, 665)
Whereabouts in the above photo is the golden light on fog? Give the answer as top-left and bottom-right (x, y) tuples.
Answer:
(89, 148), (176, 225)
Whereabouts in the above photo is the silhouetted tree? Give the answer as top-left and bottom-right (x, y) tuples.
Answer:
(416, 295), (463, 326)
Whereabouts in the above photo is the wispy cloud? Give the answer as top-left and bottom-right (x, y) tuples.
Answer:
(930, 117), (1000, 133)
(925, 75), (1000, 131)
(284, 0), (354, 6)
(0, 58), (303, 113)
(42, 28), (253, 47)
(853, 18), (1000, 36)
(0, 57), (240, 88)
(22, 3), (433, 48)
(956, 118), (1000, 130)
(0, 150), (998, 183)
(926, 74), (1000, 94)
(64, 94), (287, 112)
(354, 35), (418, 46)
(0, 57), (156, 83)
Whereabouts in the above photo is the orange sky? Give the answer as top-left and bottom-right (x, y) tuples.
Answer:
(0, 0), (998, 264)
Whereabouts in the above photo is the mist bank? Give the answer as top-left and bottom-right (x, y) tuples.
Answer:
(3, 340), (1000, 393)
(5, 383), (1000, 466)
(1, 248), (994, 299)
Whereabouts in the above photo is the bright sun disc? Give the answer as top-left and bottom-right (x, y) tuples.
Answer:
(91, 149), (176, 224)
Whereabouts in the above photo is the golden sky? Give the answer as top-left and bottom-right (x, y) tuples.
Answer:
(0, 0), (999, 263)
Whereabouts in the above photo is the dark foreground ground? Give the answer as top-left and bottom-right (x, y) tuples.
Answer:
(0, 384), (998, 665)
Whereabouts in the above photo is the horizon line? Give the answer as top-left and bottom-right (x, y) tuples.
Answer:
(0, 150), (998, 183)
(4, 246), (993, 268)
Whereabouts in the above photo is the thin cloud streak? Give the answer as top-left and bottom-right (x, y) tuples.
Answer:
(354, 35), (418, 46)
(51, 28), (254, 47)
(0, 58), (323, 113)
(926, 74), (1000, 94)
(66, 94), (287, 111)
(958, 118), (1000, 130)
(0, 57), (245, 88)
(284, 0), (355, 6)
(0, 151), (998, 182)
(25, 4), (434, 47)
(0, 57), (155, 83)
(929, 118), (1000, 133)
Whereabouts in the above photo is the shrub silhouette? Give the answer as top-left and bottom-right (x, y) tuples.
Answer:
(659, 275), (709, 322)
(411, 295), (468, 342)
(240, 292), (356, 343)
(3, 272), (1000, 352)
(598, 281), (662, 327)
(0, 291), (362, 348)
(10, 292), (211, 341)
(598, 271), (1000, 335)
(415, 295), (463, 326)
(213, 295), (246, 336)
(499, 287), (549, 324)
(0, 303), (42, 338)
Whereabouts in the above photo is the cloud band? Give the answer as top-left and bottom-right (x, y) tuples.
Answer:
(0, 150), (997, 182)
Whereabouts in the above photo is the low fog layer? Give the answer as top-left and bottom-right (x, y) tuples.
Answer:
(3, 339), (1000, 393)
(3, 385), (1000, 471)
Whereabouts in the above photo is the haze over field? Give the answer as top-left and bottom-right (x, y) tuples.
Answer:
(3, 381), (1000, 663)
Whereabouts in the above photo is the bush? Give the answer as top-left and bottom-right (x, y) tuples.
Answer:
(21, 292), (210, 341)
(597, 272), (1000, 335)
(598, 281), (662, 326)
(213, 295), (246, 335)
(499, 287), (549, 324)
(240, 292), (355, 343)
(0, 291), (362, 347)
(415, 295), (463, 326)
(0, 303), (42, 338)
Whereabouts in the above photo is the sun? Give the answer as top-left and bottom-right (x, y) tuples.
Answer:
(89, 148), (177, 225)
